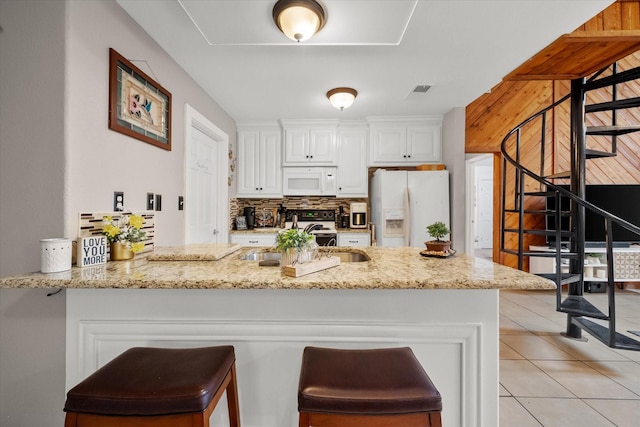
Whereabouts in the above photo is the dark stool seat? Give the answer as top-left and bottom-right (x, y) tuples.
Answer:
(298, 346), (442, 427)
(64, 346), (240, 427)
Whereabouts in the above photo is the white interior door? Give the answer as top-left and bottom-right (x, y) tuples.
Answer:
(475, 165), (493, 249)
(465, 154), (494, 255)
(185, 105), (229, 244)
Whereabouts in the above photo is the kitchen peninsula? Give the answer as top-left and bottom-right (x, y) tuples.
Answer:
(0, 245), (554, 427)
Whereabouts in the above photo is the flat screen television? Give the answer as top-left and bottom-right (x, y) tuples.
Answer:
(546, 184), (640, 245)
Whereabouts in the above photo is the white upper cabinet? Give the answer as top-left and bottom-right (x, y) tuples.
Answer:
(369, 117), (442, 165)
(336, 125), (368, 198)
(237, 124), (282, 198)
(281, 120), (339, 166)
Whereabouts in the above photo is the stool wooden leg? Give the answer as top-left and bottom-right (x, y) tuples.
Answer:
(64, 412), (77, 427)
(226, 363), (241, 427)
(428, 412), (442, 427)
(298, 411), (310, 427)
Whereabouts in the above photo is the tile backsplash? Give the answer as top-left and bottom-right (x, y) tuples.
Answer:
(79, 212), (155, 254)
(229, 197), (367, 230)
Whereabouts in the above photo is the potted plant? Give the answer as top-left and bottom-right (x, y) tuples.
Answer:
(102, 214), (146, 260)
(276, 229), (314, 267)
(425, 221), (451, 252)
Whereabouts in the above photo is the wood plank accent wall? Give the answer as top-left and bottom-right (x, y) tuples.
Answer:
(579, 0), (640, 31)
(466, 1), (640, 268)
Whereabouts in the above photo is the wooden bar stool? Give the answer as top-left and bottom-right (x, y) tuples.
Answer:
(298, 346), (442, 427)
(64, 346), (240, 427)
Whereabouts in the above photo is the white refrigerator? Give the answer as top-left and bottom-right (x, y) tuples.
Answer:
(371, 169), (450, 247)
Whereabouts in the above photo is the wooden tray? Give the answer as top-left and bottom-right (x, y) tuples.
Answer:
(282, 256), (340, 277)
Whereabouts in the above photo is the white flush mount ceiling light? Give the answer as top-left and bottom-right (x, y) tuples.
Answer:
(272, 0), (326, 42)
(327, 87), (358, 111)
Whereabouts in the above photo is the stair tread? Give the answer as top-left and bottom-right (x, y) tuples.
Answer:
(586, 96), (640, 113)
(572, 318), (640, 351)
(537, 273), (582, 285)
(545, 171), (571, 179)
(504, 228), (573, 237)
(585, 67), (640, 91)
(586, 149), (617, 159)
(504, 208), (571, 216)
(587, 125), (640, 136)
(524, 191), (557, 197)
(559, 295), (608, 319)
(527, 251), (579, 258)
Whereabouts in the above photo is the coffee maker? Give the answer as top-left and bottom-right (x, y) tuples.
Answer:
(243, 207), (256, 230)
(349, 202), (367, 229)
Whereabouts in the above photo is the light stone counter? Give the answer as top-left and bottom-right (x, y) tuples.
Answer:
(1, 244), (554, 427)
(146, 243), (243, 261)
(0, 246), (554, 290)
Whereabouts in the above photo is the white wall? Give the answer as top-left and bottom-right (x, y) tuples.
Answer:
(442, 107), (467, 253)
(65, 0), (236, 246)
(0, 1), (67, 424)
(0, 1), (236, 425)
(0, 0), (66, 277)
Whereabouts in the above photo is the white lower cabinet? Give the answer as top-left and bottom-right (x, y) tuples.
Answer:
(230, 233), (277, 247)
(337, 233), (370, 247)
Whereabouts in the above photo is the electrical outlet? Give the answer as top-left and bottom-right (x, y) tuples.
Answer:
(113, 191), (124, 212)
(155, 194), (162, 211)
(146, 193), (154, 210)
(178, 196), (184, 211)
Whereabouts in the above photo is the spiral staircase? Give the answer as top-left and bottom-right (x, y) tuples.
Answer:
(500, 63), (640, 351)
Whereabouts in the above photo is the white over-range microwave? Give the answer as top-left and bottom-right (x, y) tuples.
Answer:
(283, 167), (337, 196)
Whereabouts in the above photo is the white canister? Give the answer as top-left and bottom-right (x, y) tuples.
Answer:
(584, 266), (593, 278)
(40, 238), (72, 273)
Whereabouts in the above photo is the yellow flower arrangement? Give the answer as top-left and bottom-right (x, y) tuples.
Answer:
(102, 214), (146, 253)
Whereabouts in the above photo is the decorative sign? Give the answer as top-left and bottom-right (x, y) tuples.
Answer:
(77, 236), (107, 267)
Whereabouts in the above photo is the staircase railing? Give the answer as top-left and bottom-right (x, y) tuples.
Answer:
(499, 66), (640, 350)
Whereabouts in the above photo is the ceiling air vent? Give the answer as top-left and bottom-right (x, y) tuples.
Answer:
(405, 84), (431, 100)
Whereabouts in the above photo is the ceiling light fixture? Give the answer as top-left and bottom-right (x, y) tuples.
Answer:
(327, 87), (358, 111)
(272, 0), (326, 42)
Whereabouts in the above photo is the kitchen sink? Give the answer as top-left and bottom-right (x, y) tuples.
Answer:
(240, 251), (370, 263)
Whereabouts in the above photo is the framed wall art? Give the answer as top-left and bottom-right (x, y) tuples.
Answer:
(108, 48), (172, 150)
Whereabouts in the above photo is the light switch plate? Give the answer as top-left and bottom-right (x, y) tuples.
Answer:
(155, 194), (162, 211)
(178, 196), (184, 211)
(146, 193), (154, 210)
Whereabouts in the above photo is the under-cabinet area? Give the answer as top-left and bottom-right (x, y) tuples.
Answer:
(230, 229), (370, 247)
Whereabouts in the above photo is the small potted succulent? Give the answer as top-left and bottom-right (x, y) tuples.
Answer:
(276, 229), (314, 267)
(425, 221), (451, 253)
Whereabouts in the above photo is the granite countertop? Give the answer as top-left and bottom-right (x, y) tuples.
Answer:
(147, 243), (242, 261)
(0, 245), (555, 291)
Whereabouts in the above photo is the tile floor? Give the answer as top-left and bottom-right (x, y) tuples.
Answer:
(499, 288), (640, 426)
